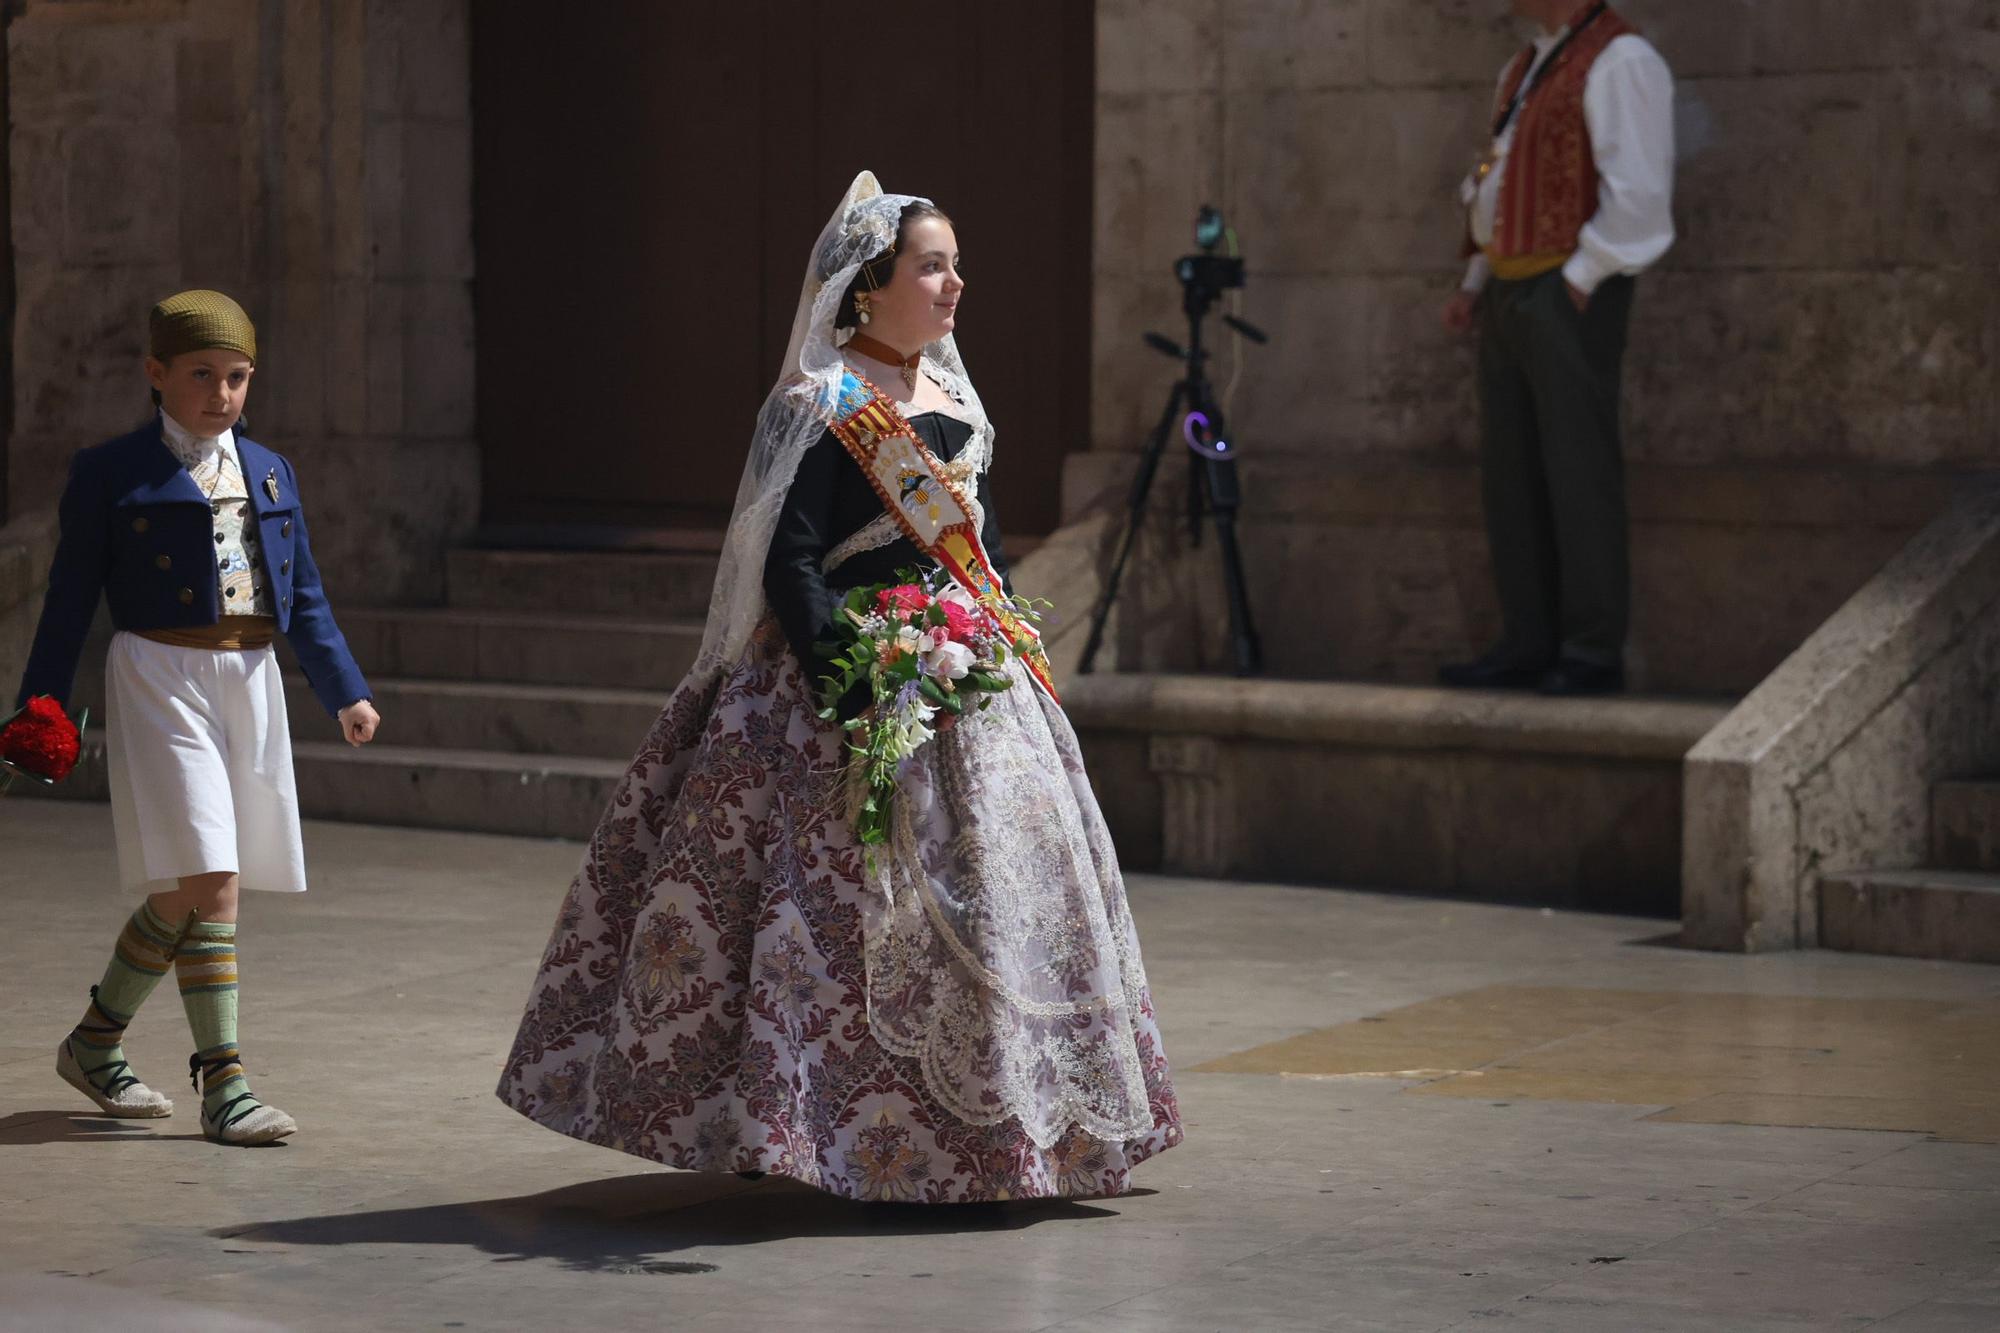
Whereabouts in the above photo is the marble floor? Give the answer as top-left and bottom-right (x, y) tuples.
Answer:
(3, 800), (1998, 1332)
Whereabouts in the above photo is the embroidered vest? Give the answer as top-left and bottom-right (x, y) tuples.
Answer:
(1487, 4), (1636, 278)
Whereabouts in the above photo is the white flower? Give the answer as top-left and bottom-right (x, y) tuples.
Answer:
(895, 625), (923, 656)
(924, 640), (976, 681)
(938, 584), (978, 612)
(881, 698), (936, 760)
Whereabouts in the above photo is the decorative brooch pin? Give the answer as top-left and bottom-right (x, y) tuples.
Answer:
(264, 469), (281, 505)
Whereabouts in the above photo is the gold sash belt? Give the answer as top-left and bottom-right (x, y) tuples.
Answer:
(132, 616), (278, 651)
(1484, 248), (1571, 282)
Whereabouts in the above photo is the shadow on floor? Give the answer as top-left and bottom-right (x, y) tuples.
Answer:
(0, 1109), (210, 1145)
(214, 1172), (1128, 1271)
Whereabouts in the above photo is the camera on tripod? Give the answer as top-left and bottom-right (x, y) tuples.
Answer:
(1176, 206), (1246, 311)
(1080, 205), (1268, 679)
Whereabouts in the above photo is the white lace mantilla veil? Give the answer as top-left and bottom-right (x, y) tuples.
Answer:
(673, 171), (1156, 1152)
(688, 170), (992, 687)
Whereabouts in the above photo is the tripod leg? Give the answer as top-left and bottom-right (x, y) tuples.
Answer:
(1079, 384), (1186, 675)
(1186, 439), (1204, 546)
(1209, 509), (1264, 677)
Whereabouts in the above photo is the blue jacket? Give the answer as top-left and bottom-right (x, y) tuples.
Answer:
(15, 418), (371, 718)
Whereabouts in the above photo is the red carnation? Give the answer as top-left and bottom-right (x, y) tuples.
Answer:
(876, 584), (931, 618)
(939, 599), (982, 645)
(1, 695), (82, 783)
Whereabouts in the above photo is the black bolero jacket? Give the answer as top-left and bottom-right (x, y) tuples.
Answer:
(763, 411), (1011, 682)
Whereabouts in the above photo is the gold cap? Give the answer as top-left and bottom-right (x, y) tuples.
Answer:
(148, 289), (257, 363)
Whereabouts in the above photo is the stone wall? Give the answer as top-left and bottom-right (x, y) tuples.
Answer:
(1090, 0), (1999, 694)
(3, 0), (475, 605)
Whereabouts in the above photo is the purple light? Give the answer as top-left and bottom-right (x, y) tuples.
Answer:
(1182, 410), (1233, 461)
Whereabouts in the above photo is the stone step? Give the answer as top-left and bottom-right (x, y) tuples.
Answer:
(287, 741), (620, 840)
(1932, 780), (2000, 872)
(285, 606), (702, 691)
(21, 737), (620, 841)
(62, 605), (703, 700)
(283, 675), (661, 760)
(445, 548), (718, 618)
(1066, 673), (1733, 916)
(1818, 868), (2000, 964)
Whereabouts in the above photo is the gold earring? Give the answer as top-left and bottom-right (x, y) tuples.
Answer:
(853, 291), (874, 324)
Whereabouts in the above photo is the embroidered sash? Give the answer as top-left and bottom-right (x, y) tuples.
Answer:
(827, 369), (1060, 705)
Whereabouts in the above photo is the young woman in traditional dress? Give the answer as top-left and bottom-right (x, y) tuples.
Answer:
(496, 173), (1181, 1202)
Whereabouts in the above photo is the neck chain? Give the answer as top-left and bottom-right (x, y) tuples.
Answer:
(1493, 1), (1607, 139)
(846, 333), (922, 391)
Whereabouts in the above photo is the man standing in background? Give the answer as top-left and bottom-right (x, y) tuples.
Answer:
(1440, 0), (1675, 696)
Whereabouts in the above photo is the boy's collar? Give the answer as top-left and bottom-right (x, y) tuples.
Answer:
(159, 409), (234, 461)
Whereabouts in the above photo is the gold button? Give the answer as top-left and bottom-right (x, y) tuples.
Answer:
(178, 588), (194, 605)
(132, 517), (150, 533)
(154, 554), (172, 571)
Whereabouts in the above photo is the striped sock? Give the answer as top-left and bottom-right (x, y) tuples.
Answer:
(174, 920), (265, 1130)
(69, 903), (183, 1096)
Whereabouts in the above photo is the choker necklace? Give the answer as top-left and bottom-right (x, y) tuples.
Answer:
(846, 333), (921, 390)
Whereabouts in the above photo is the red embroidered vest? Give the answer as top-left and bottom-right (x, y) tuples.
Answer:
(1488, 3), (1635, 275)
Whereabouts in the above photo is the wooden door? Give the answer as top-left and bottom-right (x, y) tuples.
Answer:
(471, 3), (1094, 548)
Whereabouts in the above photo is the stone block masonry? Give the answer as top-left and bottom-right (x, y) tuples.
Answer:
(1089, 0), (2000, 691)
(3, 0), (477, 607)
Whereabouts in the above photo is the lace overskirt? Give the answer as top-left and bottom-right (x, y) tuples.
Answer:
(495, 621), (1182, 1202)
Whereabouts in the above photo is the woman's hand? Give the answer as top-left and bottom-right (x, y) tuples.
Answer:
(338, 700), (381, 747)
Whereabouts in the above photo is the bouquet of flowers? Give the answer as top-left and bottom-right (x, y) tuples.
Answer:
(0, 695), (87, 788)
(817, 566), (1046, 847)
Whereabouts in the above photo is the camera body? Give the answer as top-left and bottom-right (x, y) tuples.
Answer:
(1175, 254), (1245, 307)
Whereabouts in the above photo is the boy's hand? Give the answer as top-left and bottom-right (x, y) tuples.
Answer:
(338, 700), (381, 747)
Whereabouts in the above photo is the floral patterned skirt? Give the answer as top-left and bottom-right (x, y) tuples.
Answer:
(496, 621), (1182, 1202)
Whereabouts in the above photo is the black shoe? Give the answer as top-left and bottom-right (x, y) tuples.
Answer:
(1537, 659), (1625, 696)
(1439, 650), (1551, 690)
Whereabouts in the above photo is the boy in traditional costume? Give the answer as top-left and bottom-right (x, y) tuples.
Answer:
(5, 289), (379, 1144)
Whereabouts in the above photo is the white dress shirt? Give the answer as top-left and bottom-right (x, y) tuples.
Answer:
(1461, 27), (1676, 296)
